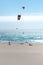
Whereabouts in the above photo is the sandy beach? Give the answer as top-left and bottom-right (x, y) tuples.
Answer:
(0, 42), (43, 65)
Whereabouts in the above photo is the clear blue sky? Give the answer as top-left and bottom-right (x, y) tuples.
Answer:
(0, 0), (43, 16)
(0, 0), (43, 30)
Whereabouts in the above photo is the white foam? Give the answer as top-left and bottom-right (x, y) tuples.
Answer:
(32, 40), (43, 43)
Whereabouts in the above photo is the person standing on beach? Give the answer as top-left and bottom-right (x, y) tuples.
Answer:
(8, 41), (11, 45)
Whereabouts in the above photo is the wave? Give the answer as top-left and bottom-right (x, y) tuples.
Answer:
(31, 40), (43, 43)
(0, 31), (43, 43)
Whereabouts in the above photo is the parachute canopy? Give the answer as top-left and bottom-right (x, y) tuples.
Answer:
(17, 14), (21, 20)
(22, 6), (25, 9)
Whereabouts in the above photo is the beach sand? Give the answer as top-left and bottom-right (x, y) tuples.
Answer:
(0, 42), (43, 65)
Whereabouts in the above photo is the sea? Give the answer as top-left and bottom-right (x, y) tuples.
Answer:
(0, 29), (43, 43)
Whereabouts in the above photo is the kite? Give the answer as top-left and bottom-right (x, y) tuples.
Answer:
(17, 6), (25, 20)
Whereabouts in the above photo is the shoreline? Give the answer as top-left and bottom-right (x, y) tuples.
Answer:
(0, 42), (43, 65)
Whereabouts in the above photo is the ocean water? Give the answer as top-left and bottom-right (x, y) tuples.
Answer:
(0, 29), (43, 43)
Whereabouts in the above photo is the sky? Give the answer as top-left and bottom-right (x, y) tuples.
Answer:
(0, 0), (43, 16)
(0, 0), (43, 30)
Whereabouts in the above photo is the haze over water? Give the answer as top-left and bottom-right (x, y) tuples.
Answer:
(0, 21), (43, 43)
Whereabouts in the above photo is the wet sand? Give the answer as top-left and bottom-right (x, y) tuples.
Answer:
(0, 42), (43, 65)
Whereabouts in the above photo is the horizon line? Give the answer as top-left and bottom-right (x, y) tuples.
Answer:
(0, 15), (43, 22)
